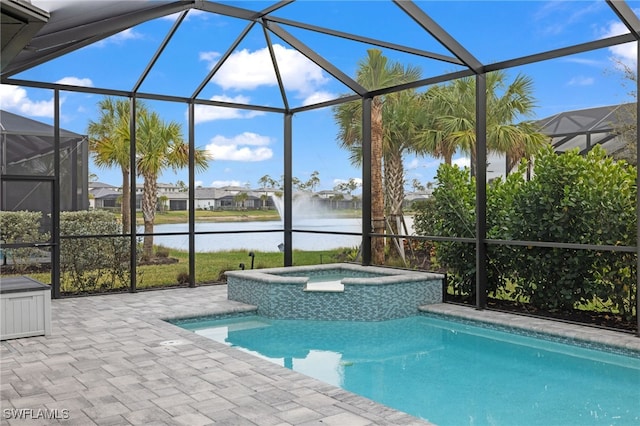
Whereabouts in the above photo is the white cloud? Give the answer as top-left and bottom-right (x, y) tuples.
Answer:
(194, 94), (264, 123)
(210, 180), (242, 187)
(452, 157), (470, 168)
(0, 85), (56, 117)
(162, 8), (209, 21)
(195, 180), (204, 187)
(200, 44), (330, 100)
(405, 158), (420, 170)
(99, 28), (143, 46)
(90, 28), (143, 48)
(199, 51), (221, 63)
(302, 91), (337, 106)
(205, 132), (274, 162)
(55, 77), (94, 87)
(602, 19), (637, 68)
(210, 132), (271, 146)
(562, 57), (604, 67)
(567, 76), (595, 86)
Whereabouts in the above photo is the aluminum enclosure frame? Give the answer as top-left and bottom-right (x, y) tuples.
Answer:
(1, 0), (639, 334)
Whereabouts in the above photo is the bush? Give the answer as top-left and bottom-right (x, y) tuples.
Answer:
(414, 146), (637, 319)
(508, 147), (636, 315)
(0, 211), (50, 273)
(60, 210), (131, 294)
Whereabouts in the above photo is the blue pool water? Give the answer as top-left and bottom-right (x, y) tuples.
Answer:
(177, 315), (640, 425)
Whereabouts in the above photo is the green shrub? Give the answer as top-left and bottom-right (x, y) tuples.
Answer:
(508, 146), (636, 314)
(428, 165), (476, 298)
(414, 146), (637, 319)
(0, 211), (50, 273)
(59, 210), (131, 294)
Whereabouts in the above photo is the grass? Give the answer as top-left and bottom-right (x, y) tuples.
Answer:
(13, 247), (351, 293)
(137, 247), (348, 288)
(140, 209), (280, 225)
(135, 208), (363, 225)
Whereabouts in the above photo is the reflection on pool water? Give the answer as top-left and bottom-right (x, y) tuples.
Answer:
(176, 315), (640, 426)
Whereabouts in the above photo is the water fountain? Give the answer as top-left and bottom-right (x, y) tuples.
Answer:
(270, 192), (329, 223)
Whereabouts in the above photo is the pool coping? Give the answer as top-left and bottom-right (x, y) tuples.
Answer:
(419, 303), (640, 356)
(225, 262), (444, 286)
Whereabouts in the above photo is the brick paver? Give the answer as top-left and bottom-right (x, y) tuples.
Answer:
(1, 286), (430, 425)
(3, 285), (638, 425)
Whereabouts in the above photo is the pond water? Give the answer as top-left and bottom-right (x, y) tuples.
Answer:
(151, 218), (364, 252)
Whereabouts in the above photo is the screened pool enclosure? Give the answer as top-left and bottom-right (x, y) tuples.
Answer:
(1, 0), (638, 334)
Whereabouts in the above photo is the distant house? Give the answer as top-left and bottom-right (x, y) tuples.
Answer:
(403, 190), (433, 209)
(316, 190), (357, 210)
(89, 182), (120, 209)
(194, 187), (221, 210)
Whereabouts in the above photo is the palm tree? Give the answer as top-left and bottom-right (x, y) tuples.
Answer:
(87, 98), (147, 234)
(421, 70), (547, 174)
(158, 195), (169, 213)
(136, 111), (210, 259)
(382, 89), (428, 235)
(305, 170), (321, 192)
(258, 174), (278, 208)
(234, 192), (249, 209)
(333, 49), (421, 263)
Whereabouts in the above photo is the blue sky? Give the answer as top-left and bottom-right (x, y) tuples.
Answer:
(1, 1), (638, 190)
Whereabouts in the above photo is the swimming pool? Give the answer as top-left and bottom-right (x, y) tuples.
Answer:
(176, 314), (640, 426)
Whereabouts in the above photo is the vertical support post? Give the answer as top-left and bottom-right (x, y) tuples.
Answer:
(283, 112), (293, 266)
(52, 90), (61, 299)
(636, 42), (640, 337)
(188, 103), (196, 287)
(475, 74), (487, 309)
(362, 97), (372, 266)
(80, 136), (89, 210)
(129, 97), (137, 293)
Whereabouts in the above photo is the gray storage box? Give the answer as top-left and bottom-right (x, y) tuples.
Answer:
(1, 276), (51, 340)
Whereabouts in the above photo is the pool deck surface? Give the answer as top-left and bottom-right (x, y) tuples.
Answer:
(2, 285), (639, 425)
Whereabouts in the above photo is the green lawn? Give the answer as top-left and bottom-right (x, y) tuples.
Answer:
(15, 247), (350, 294)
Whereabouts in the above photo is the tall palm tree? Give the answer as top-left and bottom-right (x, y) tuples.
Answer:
(136, 111), (210, 259)
(333, 49), (420, 264)
(87, 98), (147, 234)
(421, 71), (547, 174)
(382, 89), (428, 234)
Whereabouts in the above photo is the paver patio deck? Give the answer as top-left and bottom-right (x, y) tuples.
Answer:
(2, 284), (638, 425)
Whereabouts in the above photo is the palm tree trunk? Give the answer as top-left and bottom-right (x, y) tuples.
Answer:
(444, 152), (453, 166)
(142, 174), (157, 260)
(384, 149), (405, 234)
(371, 99), (385, 265)
(384, 149), (408, 261)
(121, 167), (130, 234)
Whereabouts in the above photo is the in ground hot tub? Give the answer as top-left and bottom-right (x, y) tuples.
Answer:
(225, 263), (444, 321)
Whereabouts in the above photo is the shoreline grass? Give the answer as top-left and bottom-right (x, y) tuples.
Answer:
(132, 208), (363, 225)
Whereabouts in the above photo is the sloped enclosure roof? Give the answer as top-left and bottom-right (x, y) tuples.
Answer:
(1, 109), (86, 166)
(536, 103), (635, 155)
(3, 0), (640, 112)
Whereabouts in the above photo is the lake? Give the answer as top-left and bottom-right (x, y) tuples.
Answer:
(151, 218), (364, 252)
